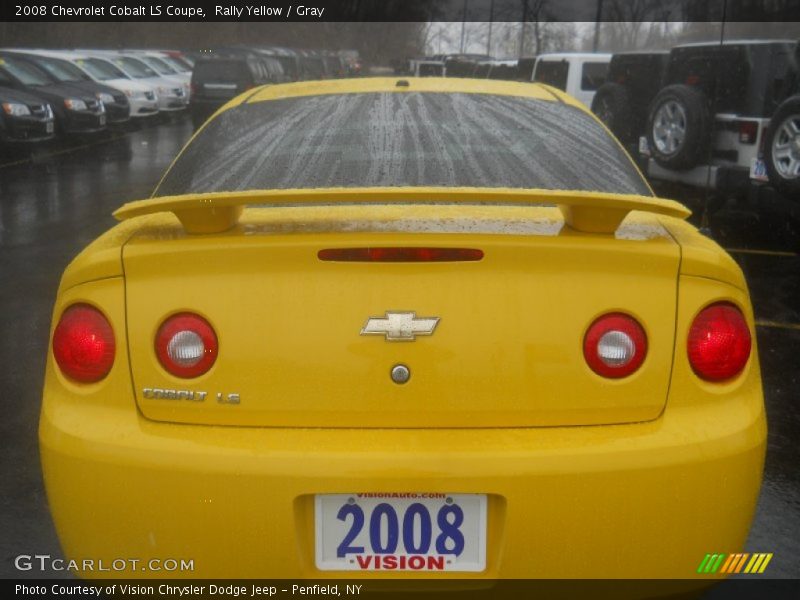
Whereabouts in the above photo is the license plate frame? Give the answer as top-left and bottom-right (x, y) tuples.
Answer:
(315, 493), (487, 572)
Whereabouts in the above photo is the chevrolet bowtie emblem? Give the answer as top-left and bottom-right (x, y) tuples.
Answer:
(361, 311), (440, 341)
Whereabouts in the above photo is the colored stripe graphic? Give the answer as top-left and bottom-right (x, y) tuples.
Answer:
(758, 554), (773, 573)
(703, 553), (774, 575)
(711, 554), (726, 573)
(720, 554), (736, 573)
(734, 553), (749, 573)
(697, 554), (713, 574)
(698, 554), (727, 574)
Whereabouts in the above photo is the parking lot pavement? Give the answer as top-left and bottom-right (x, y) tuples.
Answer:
(0, 117), (195, 578)
(1, 120), (798, 579)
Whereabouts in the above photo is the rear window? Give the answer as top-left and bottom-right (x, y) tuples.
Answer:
(581, 62), (609, 91)
(157, 92), (650, 197)
(534, 60), (569, 90)
(193, 60), (251, 83)
(418, 63), (444, 77)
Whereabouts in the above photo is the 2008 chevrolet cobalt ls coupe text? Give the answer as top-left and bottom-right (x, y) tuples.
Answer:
(41, 78), (765, 579)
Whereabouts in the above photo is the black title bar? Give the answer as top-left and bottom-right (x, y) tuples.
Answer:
(2, 0), (800, 23)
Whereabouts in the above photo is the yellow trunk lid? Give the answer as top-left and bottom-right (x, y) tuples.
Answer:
(122, 204), (680, 428)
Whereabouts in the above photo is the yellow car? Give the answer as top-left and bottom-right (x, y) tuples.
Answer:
(41, 78), (765, 580)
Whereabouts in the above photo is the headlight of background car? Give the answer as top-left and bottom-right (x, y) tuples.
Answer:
(96, 93), (114, 104)
(64, 98), (88, 111)
(1, 102), (31, 117)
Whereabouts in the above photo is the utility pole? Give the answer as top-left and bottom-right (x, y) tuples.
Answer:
(593, 0), (604, 52)
(518, 0), (529, 58)
(459, 0), (468, 53)
(486, 0), (495, 56)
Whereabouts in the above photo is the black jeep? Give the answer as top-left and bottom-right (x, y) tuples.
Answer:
(641, 41), (799, 196)
(590, 51), (669, 147)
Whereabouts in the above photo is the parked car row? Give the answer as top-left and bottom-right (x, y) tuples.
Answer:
(0, 48), (193, 147)
(396, 53), (610, 108)
(188, 47), (361, 129)
(591, 40), (800, 198)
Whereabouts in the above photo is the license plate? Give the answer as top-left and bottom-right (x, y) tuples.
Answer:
(99, 115), (106, 126)
(46, 122), (54, 133)
(315, 493), (487, 572)
(750, 158), (768, 182)
(638, 136), (651, 156)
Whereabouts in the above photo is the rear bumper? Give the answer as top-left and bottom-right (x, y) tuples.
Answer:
(644, 159), (751, 193)
(40, 386), (765, 579)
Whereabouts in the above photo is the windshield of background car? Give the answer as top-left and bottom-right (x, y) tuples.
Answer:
(162, 56), (190, 72)
(28, 57), (87, 83)
(114, 57), (157, 78)
(156, 91), (651, 196)
(0, 57), (52, 86)
(141, 56), (176, 75)
(79, 58), (127, 80)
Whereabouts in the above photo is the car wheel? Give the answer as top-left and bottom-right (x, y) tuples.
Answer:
(646, 85), (710, 170)
(764, 95), (800, 199)
(591, 83), (633, 143)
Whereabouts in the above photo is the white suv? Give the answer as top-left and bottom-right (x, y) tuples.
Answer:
(531, 53), (611, 107)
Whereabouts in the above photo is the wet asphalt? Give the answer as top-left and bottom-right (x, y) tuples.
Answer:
(0, 116), (798, 583)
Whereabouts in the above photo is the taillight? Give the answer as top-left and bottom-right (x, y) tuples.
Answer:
(318, 248), (484, 262)
(688, 303), (751, 382)
(583, 313), (647, 378)
(156, 313), (218, 378)
(738, 121), (758, 144)
(52, 304), (115, 383)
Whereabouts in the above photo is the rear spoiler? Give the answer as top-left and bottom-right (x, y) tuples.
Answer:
(113, 187), (690, 235)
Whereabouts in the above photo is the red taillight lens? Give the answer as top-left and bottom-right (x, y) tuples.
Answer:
(583, 313), (647, 378)
(738, 121), (758, 144)
(155, 313), (218, 378)
(52, 304), (115, 383)
(688, 303), (751, 382)
(318, 248), (484, 262)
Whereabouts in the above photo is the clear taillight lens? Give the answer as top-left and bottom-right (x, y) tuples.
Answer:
(584, 313), (647, 378)
(156, 313), (218, 378)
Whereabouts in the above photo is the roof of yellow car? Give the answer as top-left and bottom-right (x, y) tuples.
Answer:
(240, 77), (576, 107)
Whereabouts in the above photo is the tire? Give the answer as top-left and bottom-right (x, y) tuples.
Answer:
(764, 95), (800, 199)
(591, 83), (633, 143)
(646, 84), (710, 170)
